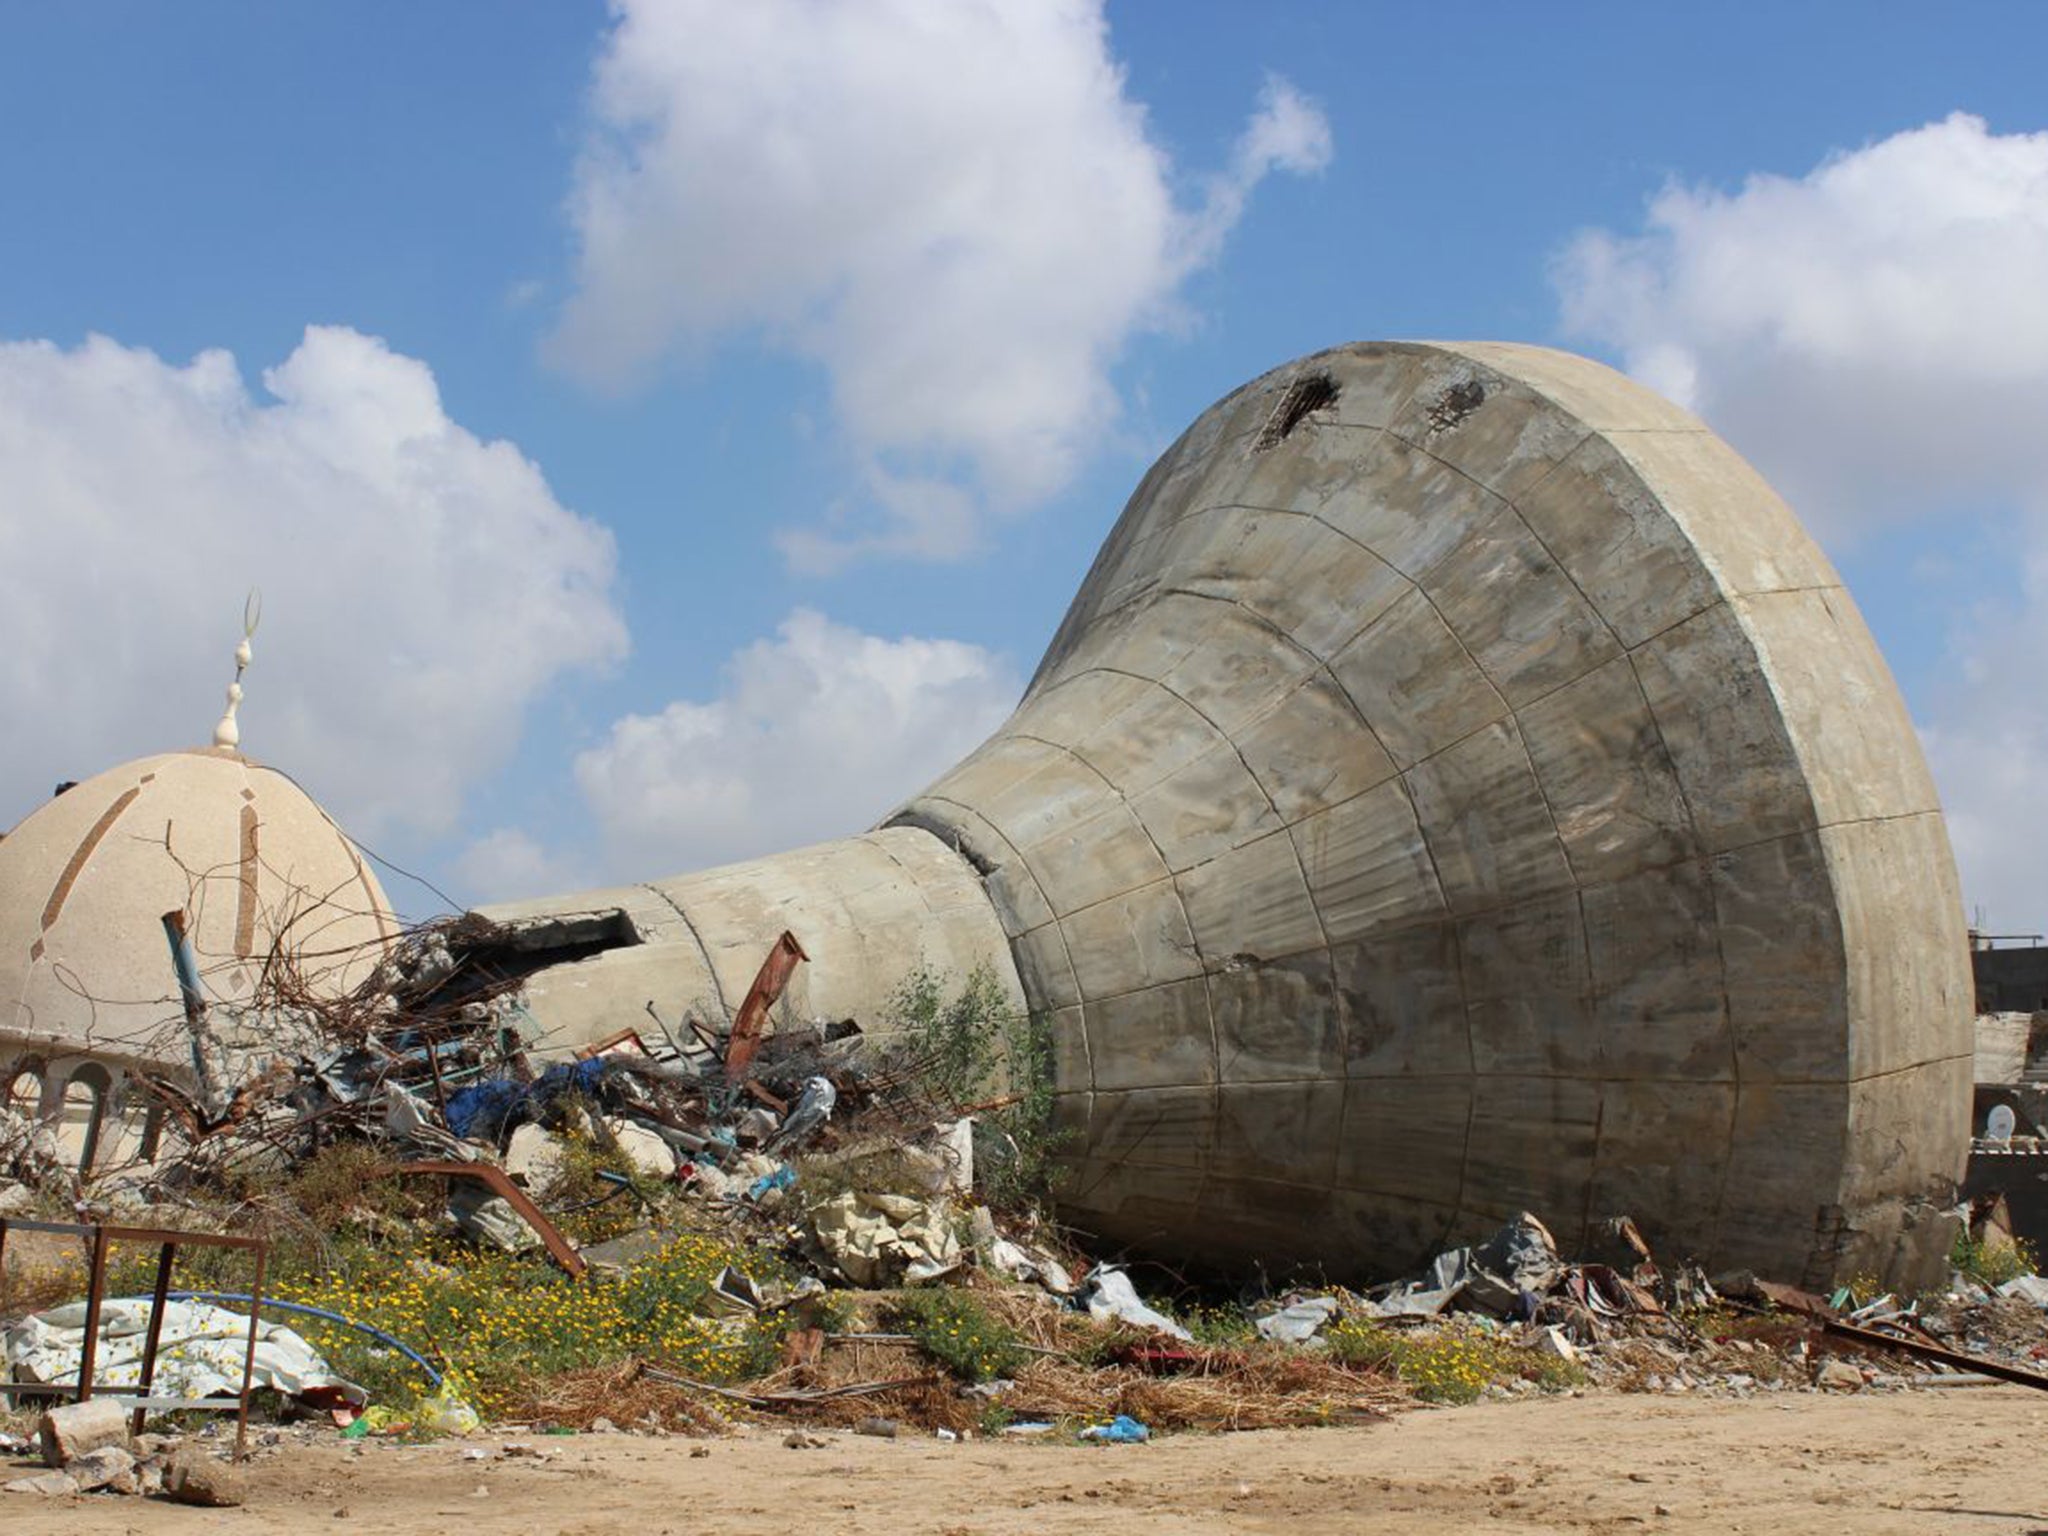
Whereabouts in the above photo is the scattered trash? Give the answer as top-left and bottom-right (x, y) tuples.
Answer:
(1079, 1414), (1151, 1444)
(1082, 1266), (1193, 1340)
(1256, 1295), (1339, 1344)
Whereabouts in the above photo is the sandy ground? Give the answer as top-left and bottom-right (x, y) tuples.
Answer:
(11, 1386), (2048, 1535)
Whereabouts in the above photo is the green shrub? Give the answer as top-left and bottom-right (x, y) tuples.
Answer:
(885, 962), (1071, 1213)
(1951, 1227), (2040, 1289)
(887, 1288), (1027, 1383)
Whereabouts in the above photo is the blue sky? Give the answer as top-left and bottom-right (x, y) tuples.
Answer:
(2, 2), (2045, 930)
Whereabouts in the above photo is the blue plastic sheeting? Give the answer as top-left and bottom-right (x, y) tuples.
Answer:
(444, 1058), (609, 1142)
(1079, 1414), (1150, 1443)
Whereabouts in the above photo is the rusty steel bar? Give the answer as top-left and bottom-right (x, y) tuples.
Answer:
(131, 1241), (180, 1435)
(401, 1160), (587, 1278)
(75, 1224), (110, 1403)
(722, 930), (808, 1085)
(1822, 1316), (2048, 1393)
(235, 1245), (267, 1461)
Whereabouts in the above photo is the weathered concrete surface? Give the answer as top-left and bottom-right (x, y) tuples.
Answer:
(478, 826), (1028, 1052)
(492, 342), (1973, 1289)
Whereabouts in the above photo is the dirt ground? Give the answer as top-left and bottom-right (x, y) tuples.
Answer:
(12, 1385), (2048, 1535)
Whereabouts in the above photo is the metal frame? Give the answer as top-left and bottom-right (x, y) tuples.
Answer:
(0, 1216), (268, 1458)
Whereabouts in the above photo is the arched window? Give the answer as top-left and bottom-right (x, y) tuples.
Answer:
(1, 1060), (42, 1118)
(57, 1063), (111, 1175)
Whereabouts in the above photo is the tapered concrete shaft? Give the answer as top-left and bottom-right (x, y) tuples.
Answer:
(491, 342), (1974, 1289)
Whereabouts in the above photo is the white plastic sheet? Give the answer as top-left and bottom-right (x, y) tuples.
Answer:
(3, 1299), (364, 1406)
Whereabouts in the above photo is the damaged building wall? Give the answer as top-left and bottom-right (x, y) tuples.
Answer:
(0, 747), (397, 1175)
(484, 341), (1973, 1291)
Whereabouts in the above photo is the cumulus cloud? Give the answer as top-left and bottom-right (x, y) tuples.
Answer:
(573, 609), (1019, 875)
(0, 327), (626, 846)
(551, 0), (1331, 568)
(1555, 112), (2048, 928)
(454, 827), (594, 905)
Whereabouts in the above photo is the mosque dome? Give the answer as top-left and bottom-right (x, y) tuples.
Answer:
(0, 746), (396, 1073)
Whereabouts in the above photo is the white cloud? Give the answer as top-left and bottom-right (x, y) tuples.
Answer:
(551, 0), (1331, 567)
(574, 609), (1019, 875)
(1555, 112), (2048, 929)
(454, 827), (593, 906)
(0, 327), (627, 845)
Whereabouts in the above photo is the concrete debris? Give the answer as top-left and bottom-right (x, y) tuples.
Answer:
(163, 1446), (247, 1507)
(808, 1191), (962, 1286)
(4, 1469), (81, 1496)
(63, 1445), (137, 1492)
(2000, 1274), (2048, 1308)
(37, 1397), (128, 1467)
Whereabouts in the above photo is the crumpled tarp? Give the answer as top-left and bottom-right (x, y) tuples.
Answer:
(1368, 1212), (1562, 1319)
(1256, 1295), (1339, 1343)
(3, 1299), (365, 1406)
(809, 1191), (962, 1286)
(1998, 1273), (2048, 1308)
(1082, 1266), (1192, 1340)
(445, 1058), (609, 1142)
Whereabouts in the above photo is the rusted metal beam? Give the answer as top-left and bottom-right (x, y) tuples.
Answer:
(1821, 1317), (2048, 1392)
(722, 931), (808, 1085)
(400, 1160), (587, 1278)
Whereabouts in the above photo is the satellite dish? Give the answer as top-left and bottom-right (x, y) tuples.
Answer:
(1987, 1104), (2018, 1141)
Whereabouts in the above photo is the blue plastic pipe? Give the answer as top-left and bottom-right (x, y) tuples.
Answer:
(112, 1291), (443, 1389)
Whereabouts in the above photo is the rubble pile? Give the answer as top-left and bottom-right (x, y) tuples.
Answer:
(8, 916), (2048, 1497)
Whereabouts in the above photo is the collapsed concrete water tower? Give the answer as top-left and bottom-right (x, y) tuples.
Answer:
(485, 341), (1973, 1289)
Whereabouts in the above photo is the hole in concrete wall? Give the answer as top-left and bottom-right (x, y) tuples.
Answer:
(1424, 379), (1486, 434)
(1253, 372), (1340, 451)
(424, 909), (644, 1006)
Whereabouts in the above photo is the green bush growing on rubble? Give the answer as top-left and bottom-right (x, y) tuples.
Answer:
(885, 961), (1069, 1213)
(887, 1288), (1028, 1384)
(1323, 1317), (1585, 1404)
(1951, 1227), (2039, 1290)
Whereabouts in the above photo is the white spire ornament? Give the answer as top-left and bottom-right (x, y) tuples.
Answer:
(211, 588), (263, 750)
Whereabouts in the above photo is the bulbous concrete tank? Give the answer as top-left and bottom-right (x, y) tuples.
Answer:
(485, 342), (1973, 1289)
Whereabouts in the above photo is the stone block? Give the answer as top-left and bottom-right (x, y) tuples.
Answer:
(38, 1397), (128, 1468)
(163, 1447), (246, 1508)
